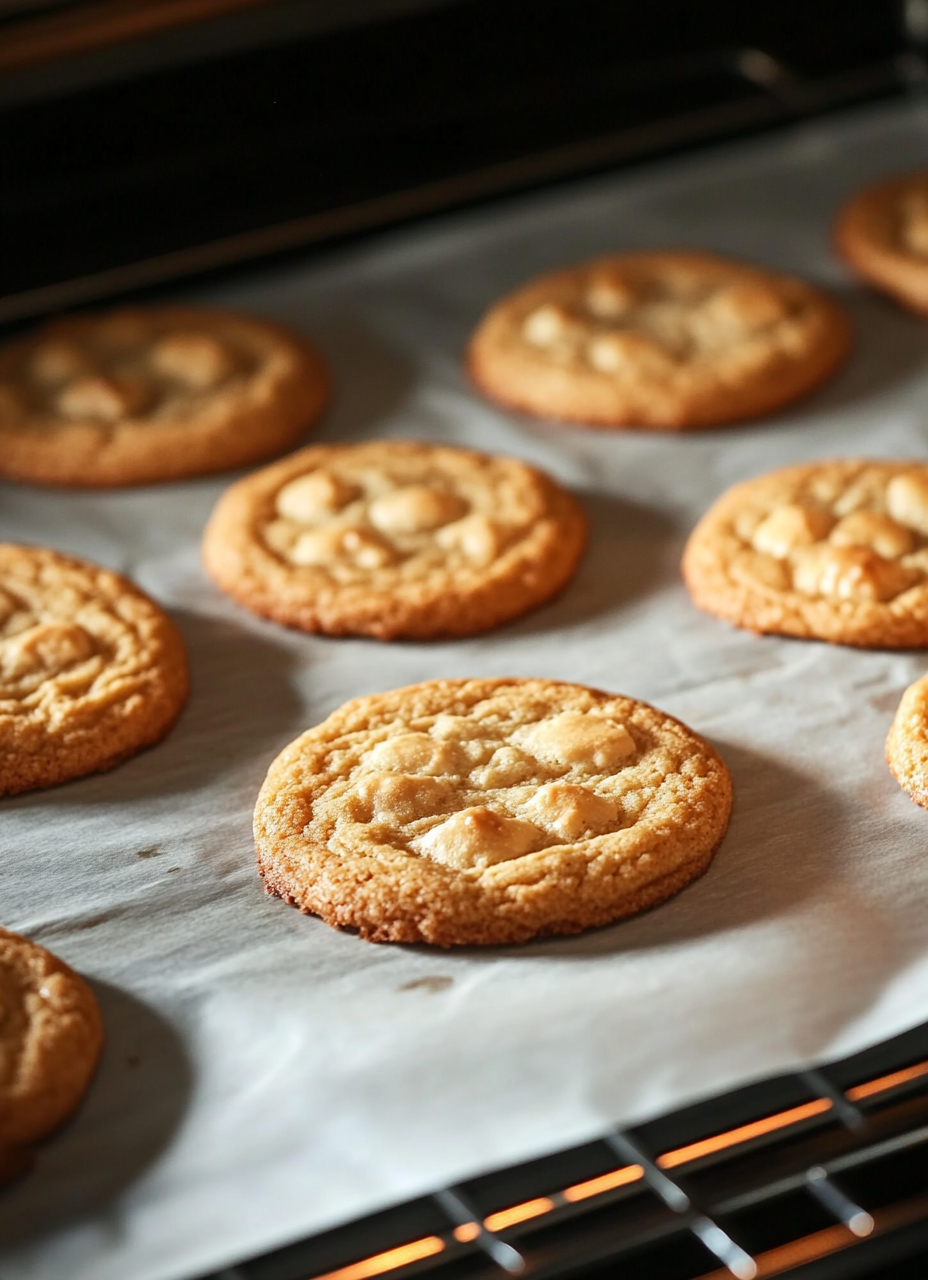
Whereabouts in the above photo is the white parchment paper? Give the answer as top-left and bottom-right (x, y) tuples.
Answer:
(5, 98), (928, 1280)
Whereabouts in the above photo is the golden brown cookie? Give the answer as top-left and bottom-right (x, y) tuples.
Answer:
(835, 172), (928, 318)
(0, 306), (328, 487)
(0, 543), (189, 795)
(202, 440), (587, 640)
(886, 674), (928, 808)
(682, 460), (928, 648)
(254, 677), (732, 946)
(467, 251), (851, 430)
(0, 929), (103, 1167)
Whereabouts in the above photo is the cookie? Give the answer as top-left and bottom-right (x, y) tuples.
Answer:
(683, 460), (928, 648)
(0, 306), (328, 487)
(0, 543), (189, 795)
(835, 172), (928, 317)
(467, 251), (850, 430)
(254, 677), (732, 946)
(0, 929), (103, 1165)
(202, 440), (587, 640)
(886, 675), (928, 809)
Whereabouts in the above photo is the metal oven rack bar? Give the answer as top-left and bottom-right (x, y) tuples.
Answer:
(199, 1021), (928, 1280)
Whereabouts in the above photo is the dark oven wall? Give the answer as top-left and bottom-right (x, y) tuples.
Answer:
(0, 0), (909, 320)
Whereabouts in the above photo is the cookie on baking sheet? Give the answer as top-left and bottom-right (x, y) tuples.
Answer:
(254, 677), (732, 946)
(886, 675), (928, 809)
(467, 251), (851, 430)
(835, 172), (928, 318)
(202, 440), (587, 640)
(683, 460), (928, 648)
(0, 543), (189, 795)
(0, 928), (103, 1168)
(0, 306), (328, 487)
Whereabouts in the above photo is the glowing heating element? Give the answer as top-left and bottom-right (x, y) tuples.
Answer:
(657, 1098), (833, 1169)
(562, 1163), (644, 1202)
(314, 1236), (445, 1280)
(846, 1059), (928, 1101)
(483, 1196), (555, 1232)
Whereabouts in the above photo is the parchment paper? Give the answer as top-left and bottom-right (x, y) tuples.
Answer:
(5, 97), (928, 1280)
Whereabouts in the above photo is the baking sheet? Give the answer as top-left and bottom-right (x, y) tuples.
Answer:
(5, 97), (928, 1280)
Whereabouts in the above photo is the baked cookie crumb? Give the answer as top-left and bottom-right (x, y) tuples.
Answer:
(254, 677), (732, 946)
(683, 460), (928, 648)
(0, 306), (328, 487)
(0, 928), (103, 1169)
(0, 543), (189, 794)
(836, 172), (928, 318)
(467, 251), (850, 429)
(887, 674), (928, 809)
(203, 439), (587, 640)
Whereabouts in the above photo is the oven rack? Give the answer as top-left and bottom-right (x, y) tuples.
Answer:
(201, 1021), (928, 1280)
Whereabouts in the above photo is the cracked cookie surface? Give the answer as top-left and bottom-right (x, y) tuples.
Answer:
(683, 460), (928, 647)
(203, 440), (587, 639)
(254, 677), (732, 945)
(836, 172), (928, 318)
(0, 928), (103, 1166)
(887, 675), (928, 809)
(467, 251), (850, 429)
(0, 306), (328, 486)
(0, 544), (189, 794)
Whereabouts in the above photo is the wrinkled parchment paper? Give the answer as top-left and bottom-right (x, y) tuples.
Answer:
(6, 98), (928, 1280)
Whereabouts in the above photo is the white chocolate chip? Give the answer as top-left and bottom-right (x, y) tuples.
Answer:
(470, 746), (536, 788)
(792, 544), (914, 602)
(585, 276), (636, 319)
(520, 712), (636, 771)
(834, 473), (888, 517)
(351, 772), (447, 825)
(521, 782), (618, 841)
(416, 806), (541, 869)
(367, 485), (467, 535)
(363, 733), (465, 777)
(150, 332), (235, 389)
(276, 471), (358, 523)
(887, 473), (928, 536)
(342, 528), (396, 568)
(751, 504), (834, 558)
(55, 375), (149, 421)
(436, 514), (500, 566)
(290, 526), (347, 565)
(830, 510), (913, 559)
(586, 330), (672, 374)
(522, 304), (587, 348)
(699, 282), (789, 334)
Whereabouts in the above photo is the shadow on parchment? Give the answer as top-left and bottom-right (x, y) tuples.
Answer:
(775, 283), (928, 420)
(413, 741), (907, 1054)
(466, 488), (681, 641)
(2, 610), (306, 809)
(0, 982), (192, 1252)
(426, 743), (845, 958)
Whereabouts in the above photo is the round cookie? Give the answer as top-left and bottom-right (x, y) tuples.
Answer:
(0, 543), (189, 795)
(467, 251), (851, 430)
(0, 306), (328, 487)
(202, 440), (587, 640)
(0, 928), (103, 1164)
(886, 675), (928, 809)
(683, 460), (928, 648)
(835, 172), (928, 318)
(254, 677), (732, 946)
